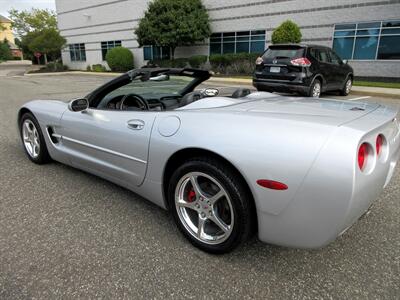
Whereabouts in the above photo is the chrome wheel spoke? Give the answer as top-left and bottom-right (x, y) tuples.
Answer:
(209, 214), (230, 233)
(197, 217), (206, 239)
(208, 190), (225, 206)
(190, 175), (203, 198)
(177, 199), (197, 210)
(23, 122), (32, 135)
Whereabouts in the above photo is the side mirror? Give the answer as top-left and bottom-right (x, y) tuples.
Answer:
(68, 98), (89, 112)
(202, 88), (219, 97)
(343, 59), (348, 64)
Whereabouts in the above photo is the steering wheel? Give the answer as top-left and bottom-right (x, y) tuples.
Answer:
(120, 93), (149, 111)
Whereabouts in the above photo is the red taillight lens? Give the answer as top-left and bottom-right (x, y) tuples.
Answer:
(358, 143), (367, 170)
(290, 57), (311, 67)
(376, 134), (384, 156)
(256, 57), (263, 65)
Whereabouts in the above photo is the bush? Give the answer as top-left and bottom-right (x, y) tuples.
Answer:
(45, 61), (67, 72)
(271, 20), (302, 44)
(86, 65), (91, 71)
(151, 58), (189, 68)
(209, 52), (260, 75)
(188, 55), (207, 68)
(91, 64), (107, 72)
(106, 46), (134, 72)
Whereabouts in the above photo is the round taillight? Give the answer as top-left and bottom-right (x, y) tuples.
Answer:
(358, 143), (367, 170)
(376, 134), (384, 156)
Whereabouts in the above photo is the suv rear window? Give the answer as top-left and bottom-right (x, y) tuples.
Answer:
(262, 47), (305, 59)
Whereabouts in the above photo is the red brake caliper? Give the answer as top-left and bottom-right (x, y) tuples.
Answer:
(187, 189), (196, 202)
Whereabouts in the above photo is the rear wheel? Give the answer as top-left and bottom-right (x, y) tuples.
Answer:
(168, 157), (253, 253)
(340, 77), (352, 96)
(19, 112), (51, 164)
(308, 79), (321, 98)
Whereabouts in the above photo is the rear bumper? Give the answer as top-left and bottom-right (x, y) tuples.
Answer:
(253, 77), (310, 94)
(256, 113), (400, 248)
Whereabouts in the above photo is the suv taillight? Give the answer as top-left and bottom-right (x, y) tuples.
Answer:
(291, 57), (311, 67)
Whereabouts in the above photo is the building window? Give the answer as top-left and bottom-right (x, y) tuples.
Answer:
(101, 40), (121, 61)
(333, 20), (400, 60)
(69, 43), (86, 62)
(143, 46), (170, 60)
(210, 30), (266, 55)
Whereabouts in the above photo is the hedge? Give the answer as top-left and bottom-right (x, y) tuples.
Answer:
(209, 53), (260, 75)
(149, 53), (261, 75)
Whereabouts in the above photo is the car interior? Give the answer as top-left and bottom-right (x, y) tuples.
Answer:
(87, 68), (251, 111)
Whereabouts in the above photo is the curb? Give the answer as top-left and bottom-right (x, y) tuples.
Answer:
(24, 71), (121, 77)
(349, 89), (400, 99)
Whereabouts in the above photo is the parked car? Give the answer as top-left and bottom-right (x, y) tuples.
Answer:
(253, 44), (354, 97)
(18, 68), (399, 253)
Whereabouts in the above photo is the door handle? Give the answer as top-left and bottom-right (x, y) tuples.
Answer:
(127, 119), (145, 130)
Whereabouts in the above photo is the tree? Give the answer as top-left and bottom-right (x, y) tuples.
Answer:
(8, 8), (63, 63)
(28, 28), (66, 64)
(135, 0), (211, 59)
(271, 20), (302, 44)
(0, 39), (12, 61)
(8, 8), (57, 37)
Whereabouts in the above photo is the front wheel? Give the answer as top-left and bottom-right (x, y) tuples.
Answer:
(168, 157), (254, 253)
(20, 112), (51, 164)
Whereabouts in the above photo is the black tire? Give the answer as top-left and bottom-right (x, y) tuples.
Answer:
(19, 112), (51, 164)
(308, 79), (322, 98)
(167, 157), (254, 254)
(340, 77), (352, 96)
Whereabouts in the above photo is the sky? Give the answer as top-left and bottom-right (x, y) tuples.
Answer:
(0, 0), (56, 18)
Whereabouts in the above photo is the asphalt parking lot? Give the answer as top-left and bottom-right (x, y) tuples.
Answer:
(0, 72), (399, 299)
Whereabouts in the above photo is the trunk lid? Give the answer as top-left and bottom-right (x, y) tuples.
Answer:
(221, 96), (381, 126)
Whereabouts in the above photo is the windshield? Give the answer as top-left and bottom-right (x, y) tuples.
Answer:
(97, 75), (196, 109)
(105, 76), (193, 99)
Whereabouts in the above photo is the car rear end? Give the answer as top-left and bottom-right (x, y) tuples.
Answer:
(253, 44), (313, 95)
(256, 103), (400, 248)
(340, 108), (400, 233)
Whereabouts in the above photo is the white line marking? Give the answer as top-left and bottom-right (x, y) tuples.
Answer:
(348, 96), (371, 101)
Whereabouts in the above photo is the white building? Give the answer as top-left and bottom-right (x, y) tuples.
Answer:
(56, 0), (400, 79)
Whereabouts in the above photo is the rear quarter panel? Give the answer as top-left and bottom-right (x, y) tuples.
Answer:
(143, 110), (337, 215)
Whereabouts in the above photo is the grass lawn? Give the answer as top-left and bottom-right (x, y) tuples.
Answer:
(353, 81), (400, 89)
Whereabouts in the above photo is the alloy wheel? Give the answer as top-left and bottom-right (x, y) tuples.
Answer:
(345, 79), (352, 94)
(175, 172), (234, 245)
(22, 119), (40, 159)
(312, 81), (321, 98)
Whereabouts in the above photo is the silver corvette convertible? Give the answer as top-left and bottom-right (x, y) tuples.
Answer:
(18, 68), (400, 253)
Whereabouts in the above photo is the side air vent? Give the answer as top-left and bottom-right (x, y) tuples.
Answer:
(47, 127), (60, 144)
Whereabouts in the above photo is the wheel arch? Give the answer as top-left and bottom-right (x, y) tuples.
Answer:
(312, 74), (324, 87)
(162, 147), (258, 231)
(17, 107), (33, 128)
